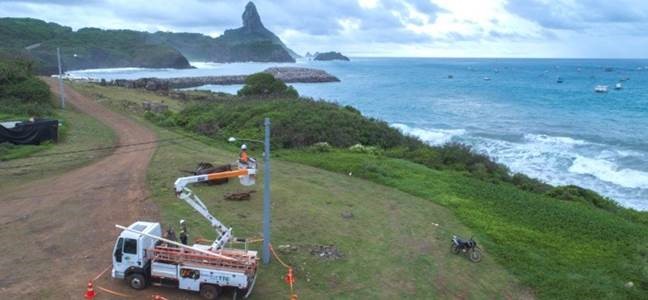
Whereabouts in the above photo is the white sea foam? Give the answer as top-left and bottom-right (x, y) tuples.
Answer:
(391, 123), (465, 146)
(568, 156), (648, 189)
(523, 133), (589, 146)
(464, 132), (648, 210)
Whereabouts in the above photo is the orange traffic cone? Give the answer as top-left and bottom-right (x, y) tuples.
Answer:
(284, 268), (296, 285)
(84, 281), (96, 299)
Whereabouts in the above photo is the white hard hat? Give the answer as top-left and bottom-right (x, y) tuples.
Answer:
(241, 144), (247, 150)
(180, 219), (186, 224)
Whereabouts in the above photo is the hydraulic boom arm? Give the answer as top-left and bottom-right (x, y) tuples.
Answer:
(173, 162), (256, 250)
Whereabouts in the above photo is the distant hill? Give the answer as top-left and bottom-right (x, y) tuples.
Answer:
(314, 51), (350, 61)
(0, 18), (191, 74)
(0, 2), (299, 73)
(152, 2), (298, 62)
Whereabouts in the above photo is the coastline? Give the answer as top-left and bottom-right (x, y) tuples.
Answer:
(66, 57), (648, 210)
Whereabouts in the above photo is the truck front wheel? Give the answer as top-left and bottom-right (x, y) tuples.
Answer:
(200, 284), (220, 300)
(127, 273), (147, 290)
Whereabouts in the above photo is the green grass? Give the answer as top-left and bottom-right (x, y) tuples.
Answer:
(0, 141), (54, 161)
(73, 83), (648, 299)
(281, 150), (648, 299)
(72, 83), (530, 299)
(145, 127), (529, 299)
(0, 107), (115, 190)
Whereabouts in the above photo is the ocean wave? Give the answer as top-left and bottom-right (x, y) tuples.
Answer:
(391, 123), (465, 146)
(523, 133), (589, 146)
(568, 156), (648, 189)
(189, 61), (223, 69)
(68, 67), (155, 74)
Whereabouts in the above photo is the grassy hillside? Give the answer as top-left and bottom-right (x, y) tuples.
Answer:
(0, 55), (53, 117)
(0, 18), (191, 74)
(283, 150), (648, 299)
(72, 82), (647, 299)
(71, 82), (530, 299)
(0, 57), (115, 182)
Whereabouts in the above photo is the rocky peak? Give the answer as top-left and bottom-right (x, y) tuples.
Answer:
(242, 1), (264, 32)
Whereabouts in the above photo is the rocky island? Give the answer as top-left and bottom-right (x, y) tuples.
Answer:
(314, 51), (350, 61)
(100, 67), (340, 91)
(152, 2), (298, 63)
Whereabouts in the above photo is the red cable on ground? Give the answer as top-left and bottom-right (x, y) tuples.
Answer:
(269, 243), (299, 299)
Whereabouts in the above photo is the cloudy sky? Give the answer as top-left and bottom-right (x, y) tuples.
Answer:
(2, 0), (648, 58)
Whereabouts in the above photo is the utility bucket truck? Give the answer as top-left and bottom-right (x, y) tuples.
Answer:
(112, 160), (258, 299)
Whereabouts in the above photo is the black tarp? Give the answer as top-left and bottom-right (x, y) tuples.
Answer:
(0, 119), (59, 145)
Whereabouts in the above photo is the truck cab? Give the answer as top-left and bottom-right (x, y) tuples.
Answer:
(112, 221), (161, 289)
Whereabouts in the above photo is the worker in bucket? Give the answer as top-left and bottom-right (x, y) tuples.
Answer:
(239, 144), (249, 165)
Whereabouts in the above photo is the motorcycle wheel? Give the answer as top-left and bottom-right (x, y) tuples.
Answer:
(451, 244), (460, 254)
(469, 248), (482, 262)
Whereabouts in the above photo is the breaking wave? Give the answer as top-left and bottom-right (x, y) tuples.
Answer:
(391, 123), (465, 146)
(390, 124), (648, 210)
(569, 156), (648, 189)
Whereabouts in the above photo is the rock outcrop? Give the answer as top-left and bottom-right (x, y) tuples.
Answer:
(99, 67), (340, 91)
(154, 2), (298, 63)
(314, 51), (350, 61)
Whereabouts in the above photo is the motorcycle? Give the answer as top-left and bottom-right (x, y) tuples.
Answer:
(451, 235), (482, 262)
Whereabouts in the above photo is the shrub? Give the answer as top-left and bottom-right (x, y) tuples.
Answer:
(0, 57), (53, 117)
(349, 143), (381, 155)
(310, 142), (332, 152)
(545, 185), (621, 211)
(237, 72), (298, 98)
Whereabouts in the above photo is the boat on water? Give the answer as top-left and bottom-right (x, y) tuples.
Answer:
(556, 77), (563, 83)
(483, 77), (491, 81)
(448, 75), (454, 79)
(594, 85), (609, 93)
(615, 83), (623, 90)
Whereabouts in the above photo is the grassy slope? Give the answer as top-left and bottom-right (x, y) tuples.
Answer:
(0, 107), (115, 189)
(72, 83), (530, 299)
(282, 150), (648, 299)
(72, 83), (648, 299)
(145, 125), (529, 299)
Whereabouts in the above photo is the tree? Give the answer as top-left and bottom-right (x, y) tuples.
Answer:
(237, 72), (298, 98)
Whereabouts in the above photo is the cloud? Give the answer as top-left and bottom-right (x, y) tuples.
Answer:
(506, 0), (648, 30)
(1, 0), (648, 57)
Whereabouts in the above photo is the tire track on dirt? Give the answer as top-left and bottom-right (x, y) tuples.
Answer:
(0, 78), (159, 298)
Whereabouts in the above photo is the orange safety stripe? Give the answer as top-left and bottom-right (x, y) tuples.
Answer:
(206, 169), (249, 181)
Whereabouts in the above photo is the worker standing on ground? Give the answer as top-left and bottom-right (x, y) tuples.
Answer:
(166, 227), (177, 243)
(239, 144), (249, 165)
(179, 219), (188, 245)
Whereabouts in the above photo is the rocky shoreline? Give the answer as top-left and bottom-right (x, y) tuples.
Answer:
(97, 67), (339, 91)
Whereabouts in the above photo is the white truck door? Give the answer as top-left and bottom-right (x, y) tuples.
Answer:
(122, 238), (142, 268)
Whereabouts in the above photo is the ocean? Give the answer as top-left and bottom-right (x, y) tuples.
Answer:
(68, 58), (648, 211)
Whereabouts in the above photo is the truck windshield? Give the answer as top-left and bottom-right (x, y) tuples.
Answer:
(124, 238), (137, 254)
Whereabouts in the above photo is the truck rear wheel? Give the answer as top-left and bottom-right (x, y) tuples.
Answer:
(127, 273), (147, 290)
(200, 284), (219, 300)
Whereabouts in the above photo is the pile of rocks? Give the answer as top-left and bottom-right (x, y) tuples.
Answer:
(310, 244), (343, 260)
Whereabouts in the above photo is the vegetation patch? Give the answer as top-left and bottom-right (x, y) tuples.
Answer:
(281, 149), (648, 299)
(0, 55), (53, 117)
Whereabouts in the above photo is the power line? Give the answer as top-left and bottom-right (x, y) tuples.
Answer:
(1, 136), (186, 162)
(0, 139), (181, 170)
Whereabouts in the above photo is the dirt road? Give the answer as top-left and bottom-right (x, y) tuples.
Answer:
(0, 79), (160, 298)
